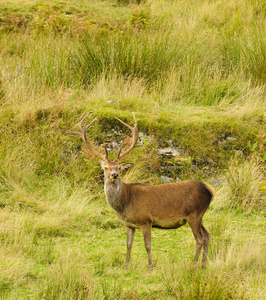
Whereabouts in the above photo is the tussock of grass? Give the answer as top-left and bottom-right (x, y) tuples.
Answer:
(214, 157), (266, 212)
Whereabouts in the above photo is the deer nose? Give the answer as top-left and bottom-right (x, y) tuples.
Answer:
(111, 173), (118, 179)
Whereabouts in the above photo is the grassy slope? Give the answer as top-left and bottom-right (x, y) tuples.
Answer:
(0, 0), (265, 299)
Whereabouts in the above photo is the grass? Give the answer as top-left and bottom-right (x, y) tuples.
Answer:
(224, 157), (265, 210)
(0, 185), (265, 299)
(0, 0), (265, 299)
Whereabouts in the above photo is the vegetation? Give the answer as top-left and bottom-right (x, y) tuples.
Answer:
(0, 0), (265, 299)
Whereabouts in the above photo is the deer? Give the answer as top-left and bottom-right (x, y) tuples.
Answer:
(79, 113), (214, 269)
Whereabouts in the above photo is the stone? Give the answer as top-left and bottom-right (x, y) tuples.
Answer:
(106, 100), (116, 104)
(160, 176), (174, 183)
(211, 179), (227, 186)
(157, 147), (181, 157)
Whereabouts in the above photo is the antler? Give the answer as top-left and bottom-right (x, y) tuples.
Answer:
(79, 114), (108, 160)
(115, 112), (138, 160)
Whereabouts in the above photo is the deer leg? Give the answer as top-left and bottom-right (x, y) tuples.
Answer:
(201, 225), (210, 268)
(125, 226), (135, 268)
(188, 220), (204, 265)
(140, 225), (153, 270)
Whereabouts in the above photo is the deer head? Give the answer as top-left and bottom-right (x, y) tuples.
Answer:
(79, 113), (138, 183)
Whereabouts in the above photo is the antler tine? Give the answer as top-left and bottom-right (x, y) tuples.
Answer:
(103, 144), (109, 159)
(115, 113), (138, 160)
(79, 115), (108, 160)
(79, 115), (97, 131)
(116, 141), (125, 160)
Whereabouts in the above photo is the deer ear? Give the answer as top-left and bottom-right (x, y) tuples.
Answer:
(120, 163), (134, 170)
(100, 160), (105, 169)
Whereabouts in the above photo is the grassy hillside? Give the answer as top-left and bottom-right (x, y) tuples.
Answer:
(0, 0), (265, 299)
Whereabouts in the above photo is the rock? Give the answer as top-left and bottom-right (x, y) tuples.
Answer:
(226, 137), (237, 143)
(138, 132), (150, 145)
(218, 140), (227, 146)
(106, 100), (116, 104)
(106, 141), (121, 152)
(211, 179), (227, 186)
(206, 158), (215, 164)
(160, 176), (174, 183)
(157, 147), (181, 157)
(218, 136), (237, 146)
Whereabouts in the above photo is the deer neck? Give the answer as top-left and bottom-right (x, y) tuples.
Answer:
(104, 177), (125, 213)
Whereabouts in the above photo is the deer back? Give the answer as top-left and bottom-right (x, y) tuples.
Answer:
(119, 180), (214, 229)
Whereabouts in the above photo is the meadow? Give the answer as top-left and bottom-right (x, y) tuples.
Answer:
(0, 0), (265, 299)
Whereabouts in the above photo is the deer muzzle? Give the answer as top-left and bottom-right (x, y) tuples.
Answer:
(110, 172), (119, 182)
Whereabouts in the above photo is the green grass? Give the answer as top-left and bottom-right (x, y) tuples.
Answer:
(0, 181), (265, 299)
(0, 0), (265, 299)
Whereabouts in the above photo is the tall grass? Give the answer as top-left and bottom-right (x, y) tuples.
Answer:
(72, 29), (185, 85)
(217, 157), (266, 212)
(22, 27), (265, 106)
(0, 1), (265, 299)
(3, 0), (262, 106)
(214, 157), (266, 213)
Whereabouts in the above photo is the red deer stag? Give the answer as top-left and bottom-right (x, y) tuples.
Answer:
(80, 113), (214, 269)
